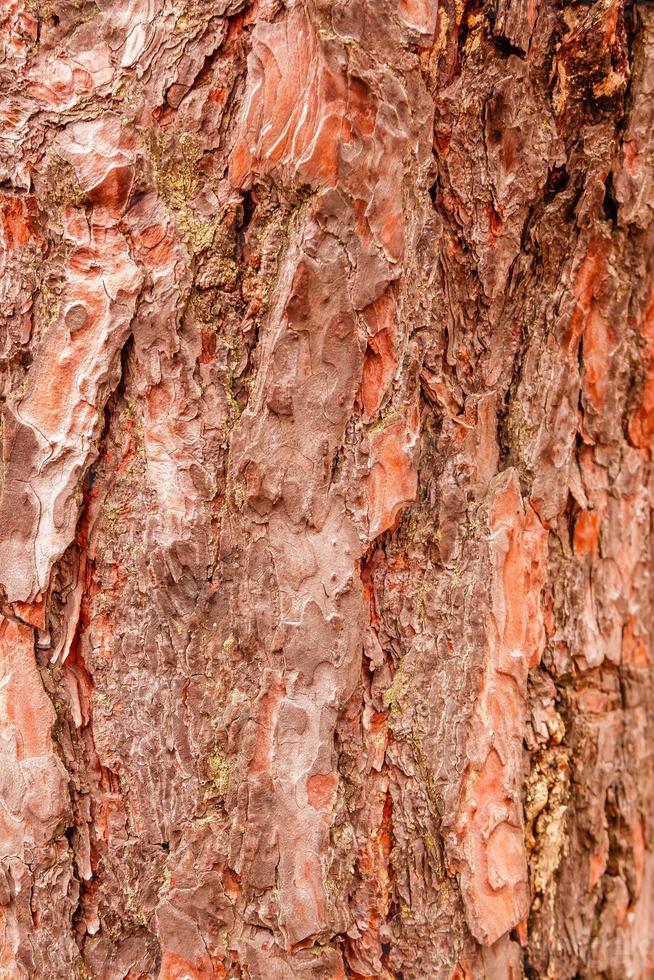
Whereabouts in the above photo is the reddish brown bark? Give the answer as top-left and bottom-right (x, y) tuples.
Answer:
(1, 0), (654, 977)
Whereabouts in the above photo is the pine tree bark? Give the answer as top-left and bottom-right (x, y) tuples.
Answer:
(1, 0), (653, 976)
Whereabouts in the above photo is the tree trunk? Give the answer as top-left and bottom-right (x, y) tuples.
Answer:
(1, 0), (653, 976)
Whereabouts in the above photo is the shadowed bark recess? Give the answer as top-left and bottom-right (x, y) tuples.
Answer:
(0, 0), (654, 977)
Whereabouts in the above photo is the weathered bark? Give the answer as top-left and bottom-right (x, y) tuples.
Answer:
(1, 0), (654, 976)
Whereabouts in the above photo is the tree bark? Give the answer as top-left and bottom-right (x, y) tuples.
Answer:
(1, 0), (654, 976)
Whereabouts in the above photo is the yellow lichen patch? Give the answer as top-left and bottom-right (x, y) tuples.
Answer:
(505, 400), (531, 455)
(173, 0), (213, 35)
(144, 130), (201, 209)
(525, 746), (571, 896)
(46, 155), (85, 209)
(75, 956), (94, 980)
(223, 633), (237, 654)
(231, 479), (246, 511)
(418, 9), (450, 80)
(382, 664), (409, 715)
(35, 280), (62, 332)
(122, 882), (149, 929)
(206, 745), (233, 799)
(177, 212), (222, 255)
(160, 865), (172, 893)
(436, 9), (450, 54)
(409, 726), (444, 830)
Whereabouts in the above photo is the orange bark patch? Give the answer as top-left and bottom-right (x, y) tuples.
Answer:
(347, 76), (377, 139)
(516, 916), (528, 946)
(367, 709), (388, 736)
(454, 472), (547, 945)
(361, 287), (396, 336)
(352, 198), (374, 249)
(222, 867), (241, 902)
(364, 706), (389, 772)
(228, 7), (405, 262)
(229, 6), (344, 190)
(500, 496), (548, 671)
(250, 677), (285, 775)
(367, 412), (418, 539)
(378, 209), (404, 264)
(159, 951), (214, 980)
(362, 330), (397, 420)
(360, 290), (398, 418)
(562, 238), (609, 357)
(307, 772), (338, 811)
(622, 616), (651, 668)
(127, 207), (178, 300)
(0, 194), (37, 249)
(12, 598), (45, 629)
(457, 745), (530, 943)
(87, 164), (134, 212)
(200, 329), (217, 364)
(582, 303), (612, 416)
(486, 200), (503, 242)
(573, 509), (600, 557)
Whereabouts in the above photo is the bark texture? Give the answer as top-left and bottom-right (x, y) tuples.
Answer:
(1, 0), (654, 976)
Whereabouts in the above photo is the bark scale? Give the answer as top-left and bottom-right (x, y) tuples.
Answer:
(0, 0), (653, 977)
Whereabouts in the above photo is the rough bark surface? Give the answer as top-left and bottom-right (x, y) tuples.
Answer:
(1, 0), (654, 976)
